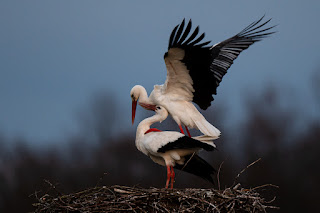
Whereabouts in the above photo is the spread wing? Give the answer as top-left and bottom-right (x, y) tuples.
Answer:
(162, 16), (275, 109)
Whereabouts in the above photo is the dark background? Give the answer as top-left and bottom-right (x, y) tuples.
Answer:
(1, 79), (319, 212)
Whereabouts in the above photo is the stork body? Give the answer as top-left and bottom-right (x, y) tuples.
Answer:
(131, 16), (275, 137)
(132, 85), (220, 138)
(135, 106), (216, 188)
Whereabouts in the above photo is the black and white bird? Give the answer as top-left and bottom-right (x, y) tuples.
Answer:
(131, 16), (275, 137)
(135, 105), (216, 189)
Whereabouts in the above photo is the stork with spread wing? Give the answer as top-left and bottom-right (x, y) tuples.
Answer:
(131, 16), (275, 137)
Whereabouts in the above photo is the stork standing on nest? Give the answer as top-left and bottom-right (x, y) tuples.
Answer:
(131, 16), (275, 137)
(135, 105), (216, 189)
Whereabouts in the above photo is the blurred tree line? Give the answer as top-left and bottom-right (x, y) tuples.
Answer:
(0, 77), (319, 212)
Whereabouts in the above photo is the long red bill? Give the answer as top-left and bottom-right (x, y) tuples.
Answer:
(132, 100), (137, 124)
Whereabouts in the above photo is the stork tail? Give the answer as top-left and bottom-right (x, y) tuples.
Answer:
(194, 119), (221, 139)
(175, 154), (215, 184)
(192, 135), (217, 147)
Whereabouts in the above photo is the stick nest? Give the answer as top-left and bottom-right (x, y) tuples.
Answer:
(33, 184), (278, 213)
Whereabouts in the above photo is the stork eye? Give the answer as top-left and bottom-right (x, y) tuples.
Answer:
(156, 106), (161, 110)
(131, 94), (135, 101)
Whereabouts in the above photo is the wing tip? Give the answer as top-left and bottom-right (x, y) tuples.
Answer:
(168, 19), (210, 49)
(237, 15), (277, 40)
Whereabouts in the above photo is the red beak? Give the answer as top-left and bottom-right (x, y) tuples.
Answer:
(132, 100), (137, 124)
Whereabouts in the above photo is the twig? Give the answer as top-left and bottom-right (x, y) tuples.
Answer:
(44, 179), (62, 196)
(250, 183), (279, 191)
(217, 161), (225, 191)
(180, 152), (196, 171)
(233, 158), (261, 186)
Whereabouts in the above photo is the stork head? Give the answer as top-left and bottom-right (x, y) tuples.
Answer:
(155, 106), (168, 123)
(130, 85), (156, 124)
(130, 87), (139, 125)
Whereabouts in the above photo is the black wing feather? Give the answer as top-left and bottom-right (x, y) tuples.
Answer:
(188, 33), (205, 46)
(173, 19), (185, 45)
(209, 17), (276, 104)
(181, 26), (199, 46)
(168, 25), (179, 49)
(157, 136), (215, 153)
(177, 20), (192, 45)
(164, 17), (276, 110)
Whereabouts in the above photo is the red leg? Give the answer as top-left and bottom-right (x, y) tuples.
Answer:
(165, 165), (171, 189)
(170, 166), (175, 189)
(179, 125), (185, 135)
(185, 126), (191, 137)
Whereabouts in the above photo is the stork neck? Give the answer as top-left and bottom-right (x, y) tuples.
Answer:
(136, 86), (151, 104)
(136, 113), (166, 141)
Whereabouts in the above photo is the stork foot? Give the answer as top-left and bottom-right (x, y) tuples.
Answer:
(165, 165), (171, 189)
(170, 166), (175, 189)
(165, 165), (175, 189)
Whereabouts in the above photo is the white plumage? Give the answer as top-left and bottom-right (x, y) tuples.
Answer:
(131, 85), (221, 138)
(135, 106), (216, 188)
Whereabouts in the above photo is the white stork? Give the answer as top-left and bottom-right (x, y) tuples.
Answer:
(136, 105), (216, 189)
(131, 16), (275, 137)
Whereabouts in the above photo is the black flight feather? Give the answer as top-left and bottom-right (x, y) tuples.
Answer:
(174, 154), (216, 184)
(164, 16), (276, 110)
(177, 20), (192, 46)
(157, 136), (215, 153)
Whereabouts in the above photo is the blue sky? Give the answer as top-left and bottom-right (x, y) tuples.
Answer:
(0, 1), (319, 145)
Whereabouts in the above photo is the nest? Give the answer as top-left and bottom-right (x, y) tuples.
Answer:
(33, 184), (278, 213)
